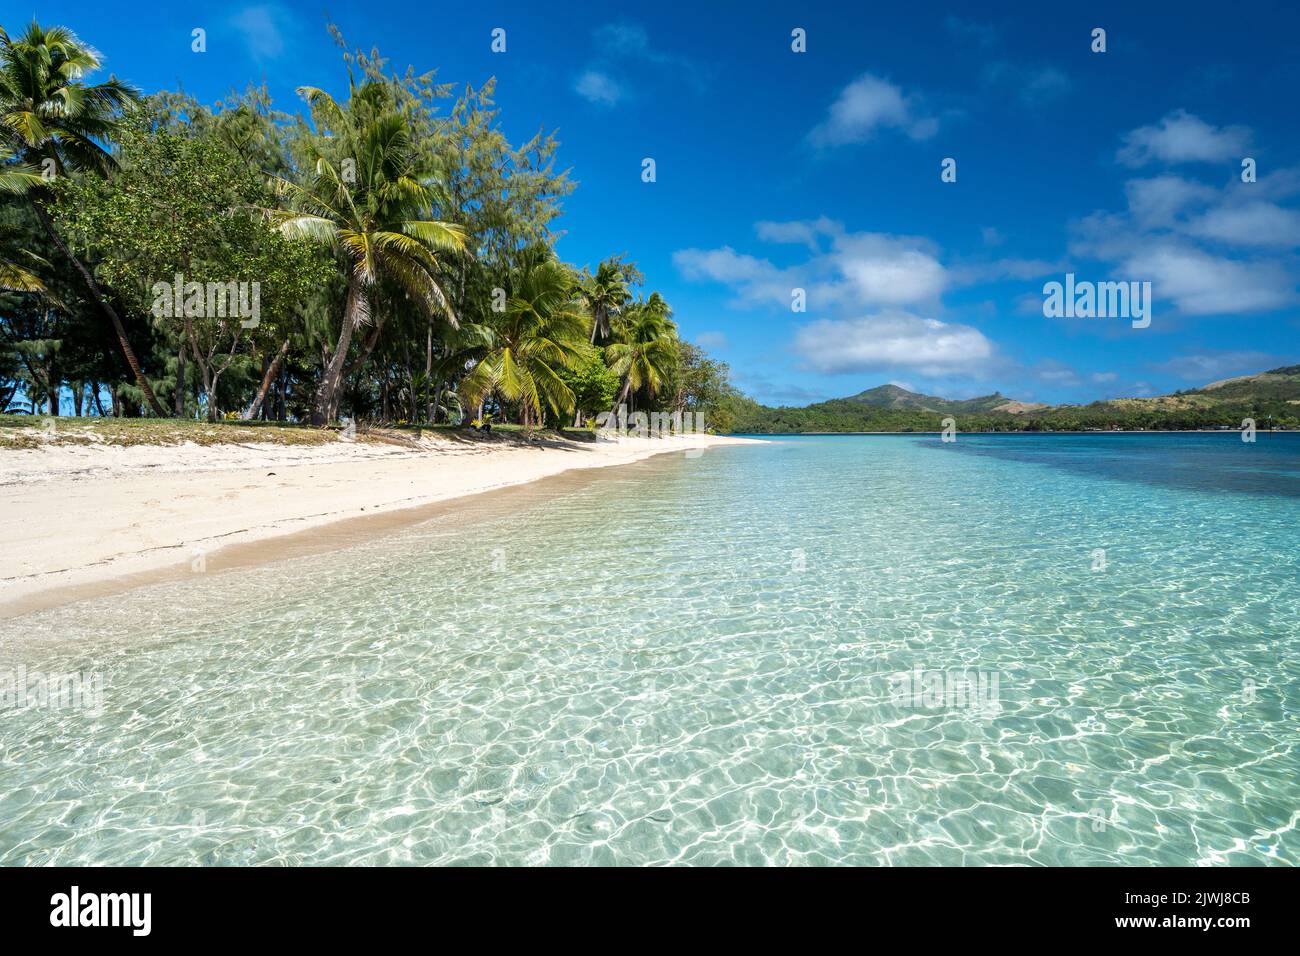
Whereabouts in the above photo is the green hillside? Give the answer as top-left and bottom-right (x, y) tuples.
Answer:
(723, 366), (1300, 433)
(843, 384), (1041, 415)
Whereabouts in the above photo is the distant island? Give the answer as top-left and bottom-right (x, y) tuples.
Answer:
(720, 366), (1300, 433)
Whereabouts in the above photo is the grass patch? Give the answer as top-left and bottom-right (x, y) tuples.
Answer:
(0, 415), (353, 449)
(0, 415), (600, 449)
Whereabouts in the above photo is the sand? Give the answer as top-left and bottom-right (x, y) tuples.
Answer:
(0, 430), (760, 618)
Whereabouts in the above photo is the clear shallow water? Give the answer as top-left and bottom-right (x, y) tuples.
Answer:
(1, 433), (1297, 866)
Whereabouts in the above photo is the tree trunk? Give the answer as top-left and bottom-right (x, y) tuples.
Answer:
(431, 383), (445, 424)
(313, 280), (365, 426)
(182, 319), (219, 422)
(403, 337), (415, 422)
(425, 318), (434, 423)
(47, 320), (59, 415)
(174, 340), (186, 417)
(29, 199), (168, 417)
(244, 338), (289, 420)
(208, 368), (229, 422)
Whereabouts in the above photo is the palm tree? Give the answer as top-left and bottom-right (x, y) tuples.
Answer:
(607, 292), (679, 411)
(0, 145), (44, 291)
(580, 259), (629, 345)
(0, 246), (45, 293)
(573, 259), (629, 424)
(270, 82), (466, 425)
(460, 259), (590, 427)
(0, 22), (165, 414)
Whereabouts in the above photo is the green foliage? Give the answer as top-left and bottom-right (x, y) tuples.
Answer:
(0, 21), (138, 176)
(578, 258), (631, 344)
(459, 256), (590, 425)
(663, 341), (737, 430)
(558, 352), (619, 422)
(59, 113), (327, 336)
(0, 19), (733, 428)
(606, 292), (679, 407)
(723, 370), (1300, 434)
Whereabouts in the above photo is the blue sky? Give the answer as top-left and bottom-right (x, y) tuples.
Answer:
(19, 0), (1300, 405)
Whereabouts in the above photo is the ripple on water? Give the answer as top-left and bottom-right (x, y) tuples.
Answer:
(1, 435), (1297, 865)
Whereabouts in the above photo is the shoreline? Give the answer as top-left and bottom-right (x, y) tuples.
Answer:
(0, 431), (761, 619)
(732, 429), (1297, 436)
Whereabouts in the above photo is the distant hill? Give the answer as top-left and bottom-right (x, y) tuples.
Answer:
(1195, 364), (1300, 399)
(722, 366), (1300, 433)
(843, 384), (1046, 415)
(1101, 365), (1300, 414)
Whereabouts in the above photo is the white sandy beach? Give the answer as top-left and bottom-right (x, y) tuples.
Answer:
(0, 431), (759, 617)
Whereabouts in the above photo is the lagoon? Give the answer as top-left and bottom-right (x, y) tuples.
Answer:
(1, 433), (1296, 865)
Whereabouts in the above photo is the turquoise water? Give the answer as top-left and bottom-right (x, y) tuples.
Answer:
(1, 433), (1297, 865)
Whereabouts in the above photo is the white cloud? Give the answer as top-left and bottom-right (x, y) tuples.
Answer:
(809, 74), (937, 146)
(693, 331), (729, 350)
(1186, 202), (1300, 247)
(673, 246), (779, 285)
(576, 21), (708, 104)
(675, 223), (948, 311)
(1117, 110), (1251, 167)
(1123, 243), (1294, 315)
(676, 224), (992, 378)
(1124, 176), (1216, 228)
(754, 216), (839, 250)
(1070, 150), (1300, 319)
(574, 70), (623, 106)
(832, 234), (947, 305)
(793, 312), (994, 376)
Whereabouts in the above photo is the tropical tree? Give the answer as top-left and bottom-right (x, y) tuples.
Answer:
(572, 258), (631, 424)
(460, 258), (590, 426)
(0, 21), (165, 414)
(0, 146), (44, 291)
(662, 340), (736, 432)
(432, 78), (575, 423)
(559, 354), (619, 427)
(60, 114), (331, 421)
(270, 79), (465, 424)
(606, 292), (679, 411)
(580, 259), (630, 345)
